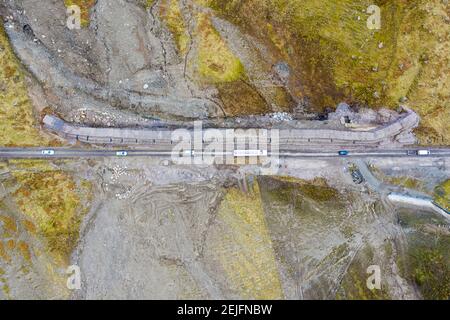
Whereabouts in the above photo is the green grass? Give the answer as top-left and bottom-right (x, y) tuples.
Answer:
(411, 248), (449, 300)
(271, 176), (341, 204)
(160, 0), (190, 54)
(434, 180), (450, 211)
(196, 13), (245, 83)
(0, 23), (55, 147)
(211, 183), (284, 299)
(200, 0), (449, 143)
(11, 167), (92, 265)
(396, 207), (450, 300)
(202, 0), (404, 108)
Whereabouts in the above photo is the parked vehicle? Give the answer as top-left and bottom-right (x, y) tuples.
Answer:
(338, 150), (349, 156)
(351, 169), (365, 184)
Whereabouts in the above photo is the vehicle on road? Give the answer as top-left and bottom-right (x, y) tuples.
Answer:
(417, 150), (431, 156)
(116, 151), (128, 156)
(338, 150), (349, 156)
(183, 150), (195, 156)
(41, 149), (55, 156)
(234, 150), (268, 157)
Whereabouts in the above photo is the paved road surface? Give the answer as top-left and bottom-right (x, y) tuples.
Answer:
(0, 147), (449, 159)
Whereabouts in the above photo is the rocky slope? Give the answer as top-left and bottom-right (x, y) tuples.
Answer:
(1, 0), (448, 142)
(0, 1), (448, 300)
(1, 158), (448, 299)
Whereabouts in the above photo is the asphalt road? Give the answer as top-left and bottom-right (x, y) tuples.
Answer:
(0, 147), (449, 159)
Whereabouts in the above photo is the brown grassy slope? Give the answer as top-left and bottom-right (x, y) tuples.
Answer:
(0, 23), (54, 147)
(201, 0), (449, 144)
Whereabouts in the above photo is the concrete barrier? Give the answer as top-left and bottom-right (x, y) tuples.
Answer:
(388, 193), (450, 221)
(43, 108), (419, 148)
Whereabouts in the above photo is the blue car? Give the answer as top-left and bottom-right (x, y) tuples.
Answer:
(338, 150), (349, 156)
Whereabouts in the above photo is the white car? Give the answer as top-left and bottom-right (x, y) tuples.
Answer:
(234, 150), (268, 157)
(116, 151), (128, 157)
(41, 149), (55, 156)
(417, 150), (431, 156)
(182, 150), (194, 156)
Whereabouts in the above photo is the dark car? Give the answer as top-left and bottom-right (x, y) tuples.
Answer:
(351, 170), (365, 184)
(338, 150), (349, 156)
